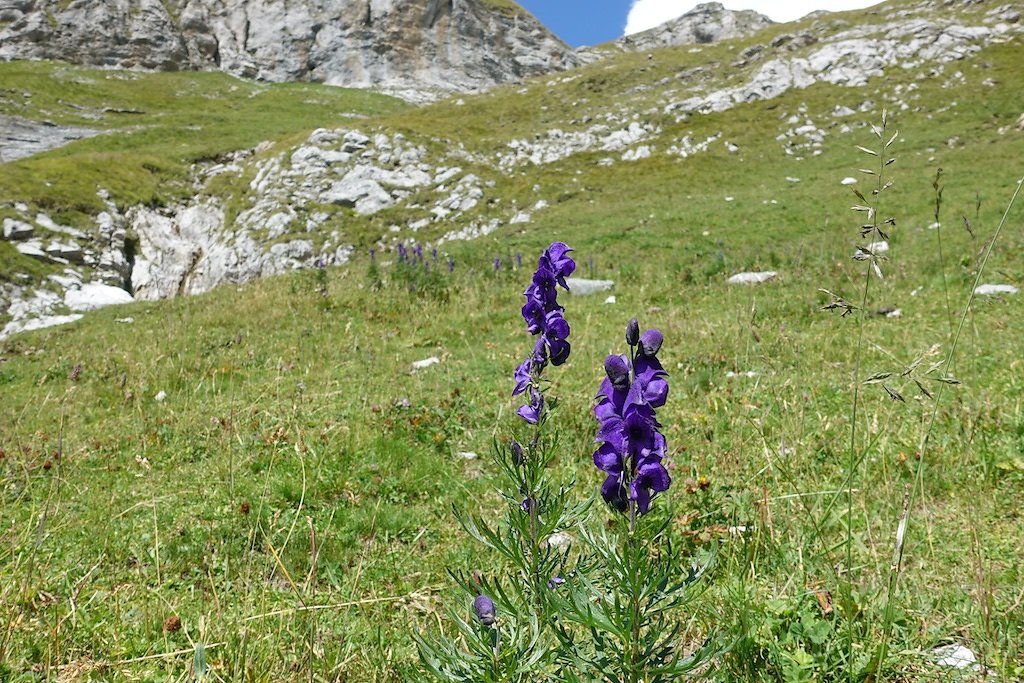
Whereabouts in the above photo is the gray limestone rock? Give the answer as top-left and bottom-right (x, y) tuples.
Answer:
(64, 282), (134, 312)
(578, 2), (772, 62)
(0, 115), (100, 163)
(0, 0), (577, 100)
(2, 218), (34, 241)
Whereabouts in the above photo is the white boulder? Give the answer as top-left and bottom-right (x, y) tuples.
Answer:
(64, 283), (134, 312)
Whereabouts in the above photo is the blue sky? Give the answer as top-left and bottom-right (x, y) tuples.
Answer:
(517, 0), (629, 48)
(516, 1), (881, 48)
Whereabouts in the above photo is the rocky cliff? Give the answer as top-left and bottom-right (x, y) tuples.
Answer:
(578, 2), (774, 62)
(0, 0), (577, 100)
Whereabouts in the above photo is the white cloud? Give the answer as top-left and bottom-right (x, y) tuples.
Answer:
(624, 0), (881, 35)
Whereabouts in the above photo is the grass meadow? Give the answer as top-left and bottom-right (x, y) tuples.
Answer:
(2, 7), (1024, 680)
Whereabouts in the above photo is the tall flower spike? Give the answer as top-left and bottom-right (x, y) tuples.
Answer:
(513, 242), (575, 422)
(592, 321), (671, 515)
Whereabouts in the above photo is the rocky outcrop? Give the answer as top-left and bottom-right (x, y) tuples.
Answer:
(0, 0), (576, 100)
(663, 16), (1020, 117)
(0, 115), (101, 163)
(578, 3), (773, 62)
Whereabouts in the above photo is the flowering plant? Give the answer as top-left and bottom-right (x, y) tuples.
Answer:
(414, 242), (587, 680)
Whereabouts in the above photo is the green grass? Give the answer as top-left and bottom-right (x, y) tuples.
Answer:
(0, 61), (408, 220)
(2, 2), (1024, 679)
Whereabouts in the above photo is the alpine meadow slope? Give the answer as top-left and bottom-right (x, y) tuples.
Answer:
(1, 0), (1024, 680)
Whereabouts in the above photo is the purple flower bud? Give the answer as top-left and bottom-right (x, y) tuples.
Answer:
(625, 318), (640, 347)
(547, 576), (565, 590)
(474, 595), (496, 626)
(640, 329), (663, 357)
(511, 440), (525, 466)
(494, 257), (501, 271)
(604, 354), (631, 391)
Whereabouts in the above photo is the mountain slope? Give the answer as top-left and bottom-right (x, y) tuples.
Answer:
(1, 0), (1022, 337)
(0, 0), (577, 100)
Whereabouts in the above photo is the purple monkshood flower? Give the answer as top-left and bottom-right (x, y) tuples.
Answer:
(369, 249), (376, 263)
(431, 247), (438, 261)
(593, 320), (671, 515)
(447, 257), (455, 273)
(474, 594), (496, 626)
(494, 256), (501, 271)
(517, 386), (543, 424)
(514, 243), (576, 423)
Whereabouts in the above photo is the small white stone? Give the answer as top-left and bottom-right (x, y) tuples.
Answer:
(932, 644), (978, 670)
(457, 451), (478, 460)
(411, 356), (441, 371)
(604, 295), (617, 304)
(547, 532), (572, 550)
(565, 278), (614, 296)
(974, 284), (1019, 296)
(154, 391), (167, 402)
(727, 271), (777, 285)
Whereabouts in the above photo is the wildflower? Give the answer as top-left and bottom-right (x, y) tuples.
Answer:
(547, 576), (565, 590)
(517, 386), (543, 424)
(593, 320), (671, 515)
(494, 257), (501, 271)
(448, 257), (455, 273)
(474, 594), (496, 626)
(514, 242), (576, 422)
(369, 249), (376, 263)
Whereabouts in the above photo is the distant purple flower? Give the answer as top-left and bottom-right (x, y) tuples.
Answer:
(494, 257), (501, 272)
(368, 249), (376, 263)
(448, 257), (455, 273)
(474, 595), (496, 626)
(593, 320), (671, 515)
(397, 243), (408, 262)
(431, 247), (438, 261)
(547, 576), (565, 590)
(516, 252), (523, 267)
